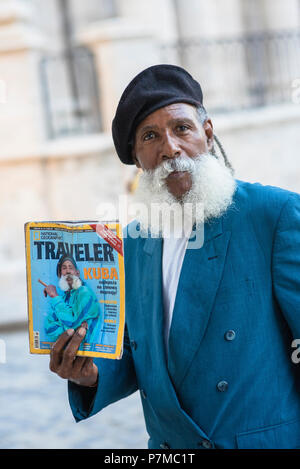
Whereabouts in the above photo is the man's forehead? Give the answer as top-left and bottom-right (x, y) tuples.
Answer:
(61, 260), (75, 267)
(136, 102), (198, 130)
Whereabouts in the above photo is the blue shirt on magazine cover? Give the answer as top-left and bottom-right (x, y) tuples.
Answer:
(45, 285), (101, 343)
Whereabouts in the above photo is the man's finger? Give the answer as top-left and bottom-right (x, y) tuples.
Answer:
(71, 356), (88, 379)
(49, 328), (75, 372)
(58, 326), (87, 377)
(81, 358), (95, 379)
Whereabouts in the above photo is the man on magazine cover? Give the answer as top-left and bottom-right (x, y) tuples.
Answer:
(49, 64), (300, 449)
(44, 254), (102, 344)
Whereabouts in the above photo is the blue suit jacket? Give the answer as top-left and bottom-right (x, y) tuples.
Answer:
(69, 179), (300, 449)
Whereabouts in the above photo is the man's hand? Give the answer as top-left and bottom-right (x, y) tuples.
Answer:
(44, 285), (58, 298)
(49, 324), (98, 387)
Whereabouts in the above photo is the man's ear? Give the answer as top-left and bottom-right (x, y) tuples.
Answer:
(203, 119), (214, 152)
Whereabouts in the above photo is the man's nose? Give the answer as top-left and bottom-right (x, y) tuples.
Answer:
(159, 132), (181, 160)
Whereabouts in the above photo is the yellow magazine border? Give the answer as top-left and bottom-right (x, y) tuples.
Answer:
(25, 221), (125, 360)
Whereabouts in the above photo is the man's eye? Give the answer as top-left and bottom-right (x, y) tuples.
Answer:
(143, 131), (155, 141)
(177, 124), (189, 132)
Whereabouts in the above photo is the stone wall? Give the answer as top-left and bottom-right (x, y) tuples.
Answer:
(213, 104), (300, 192)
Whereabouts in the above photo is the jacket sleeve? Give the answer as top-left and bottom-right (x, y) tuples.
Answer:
(272, 192), (300, 338)
(68, 325), (138, 422)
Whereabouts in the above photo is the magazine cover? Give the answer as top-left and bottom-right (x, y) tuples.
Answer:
(25, 221), (125, 359)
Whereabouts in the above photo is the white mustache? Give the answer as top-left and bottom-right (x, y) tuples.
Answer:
(59, 274), (82, 291)
(159, 155), (200, 178)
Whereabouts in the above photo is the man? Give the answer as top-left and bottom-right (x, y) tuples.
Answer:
(49, 65), (300, 449)
(44, 254), (102, 344)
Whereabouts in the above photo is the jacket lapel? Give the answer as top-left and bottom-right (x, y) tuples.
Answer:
(167, 218), (232, 390)
(138, 235), (214, 441)
(141, 236), (167, 364)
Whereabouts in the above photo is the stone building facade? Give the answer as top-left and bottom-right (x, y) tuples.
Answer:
(0, 0), (300, 324)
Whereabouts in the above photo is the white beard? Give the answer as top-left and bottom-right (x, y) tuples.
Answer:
(59, 274), (82, 292)
(132, 153), (237, 237)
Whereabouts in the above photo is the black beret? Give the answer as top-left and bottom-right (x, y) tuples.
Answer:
(112, 64), (203, 165)
(56, 255), (78, 277)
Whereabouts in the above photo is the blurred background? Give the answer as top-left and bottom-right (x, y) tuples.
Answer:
(0, 0), (300, 449)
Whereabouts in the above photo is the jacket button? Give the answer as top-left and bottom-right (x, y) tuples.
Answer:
(130, 340), (137, 350)
(217, 380), (228, 392)
(160, 442), (170, 449)
(201, 439), (213, 449)
(141, 389), (147, 399)
(224, 330), (236, 341)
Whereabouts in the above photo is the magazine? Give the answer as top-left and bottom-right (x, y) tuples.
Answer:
(25, 221), (125, 359)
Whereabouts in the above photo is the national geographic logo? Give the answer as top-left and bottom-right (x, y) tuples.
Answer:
(34, 231), (63, 241)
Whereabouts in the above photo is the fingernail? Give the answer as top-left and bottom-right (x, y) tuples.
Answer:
(66, 329), (75, 336)
(78, 327), (86, 337)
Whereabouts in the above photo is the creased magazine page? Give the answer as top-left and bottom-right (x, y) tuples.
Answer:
(25, 221), (125, 359)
